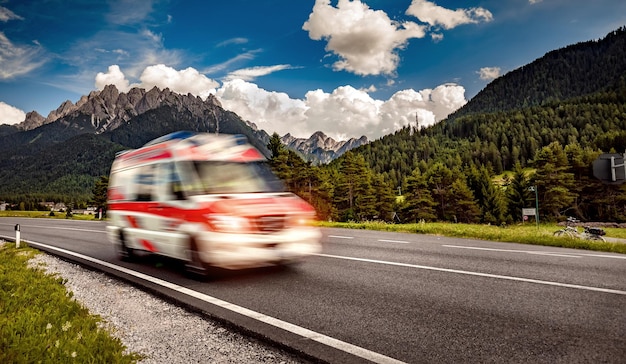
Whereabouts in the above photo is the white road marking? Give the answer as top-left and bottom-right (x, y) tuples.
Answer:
(579, 253), (626, 260)
(21, 239), (406, 364)
(443, 244), (626, 260)
(378, 239), (410, 244)
(313, 253), (626, 296)
(442, 244), (582, 258)
(2, 223), (106, 234)
(328, 235), (354, 239)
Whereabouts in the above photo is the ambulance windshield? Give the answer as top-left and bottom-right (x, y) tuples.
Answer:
(190, 161), (284, 194)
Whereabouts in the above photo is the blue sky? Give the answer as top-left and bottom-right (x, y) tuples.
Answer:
(0, 0), (625, 140)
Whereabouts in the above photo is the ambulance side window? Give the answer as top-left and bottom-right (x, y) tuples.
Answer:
(135, 164), (156, 201)
(164, 162), (185, 200)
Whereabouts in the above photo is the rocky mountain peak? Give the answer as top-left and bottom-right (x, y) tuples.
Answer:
(281, 131), (369, 164)
(46, 100), (77, 123)
(16, 111), (46, 131)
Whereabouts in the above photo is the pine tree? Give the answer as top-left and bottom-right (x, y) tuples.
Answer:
(90, 175), (109, 215)
(425, 163), (457, 221)
(371, 174), (396, 221)
(532, 142), (577, 219)
(506, 162), (533, 222)
(449, 179), (481, 223)
(403, 168), (437, 222)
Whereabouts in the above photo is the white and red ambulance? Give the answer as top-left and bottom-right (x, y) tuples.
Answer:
(106, 131), (322, 277)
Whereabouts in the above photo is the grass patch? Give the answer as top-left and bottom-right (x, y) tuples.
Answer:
(0, 242), (142, 363)
(319, 221), (626, 254)
(0, 211), (100, 220)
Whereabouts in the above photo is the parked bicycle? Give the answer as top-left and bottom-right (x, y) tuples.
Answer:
(581, 226), (606, 242)
(553, 217), (580, 238)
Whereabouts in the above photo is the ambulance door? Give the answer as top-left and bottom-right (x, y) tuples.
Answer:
(149, 161), (189, 260)
(128, 163), (162, 253)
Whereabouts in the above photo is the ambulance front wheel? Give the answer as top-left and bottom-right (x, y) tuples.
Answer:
(184, 236), (213, 280)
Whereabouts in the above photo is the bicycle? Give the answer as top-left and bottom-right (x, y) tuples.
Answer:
(581, 226), (606, 242)
(553, 217), (580, 238)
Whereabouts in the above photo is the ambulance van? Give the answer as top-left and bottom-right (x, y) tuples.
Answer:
(106, 131), (322, 277)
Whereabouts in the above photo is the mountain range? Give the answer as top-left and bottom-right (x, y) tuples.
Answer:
(1, 85), (368, 161)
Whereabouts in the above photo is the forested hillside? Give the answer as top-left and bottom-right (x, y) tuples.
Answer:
(449, 27), (626, 118)
(266, 28), (626, 224)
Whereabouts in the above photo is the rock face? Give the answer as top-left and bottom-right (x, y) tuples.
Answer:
(17, 111), (46, 130)
(12, 84), (367, 163)
(15, 85), (226, 134)
(281, 131), (369, 164)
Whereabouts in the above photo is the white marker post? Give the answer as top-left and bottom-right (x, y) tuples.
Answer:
(15, 224), (20, 248)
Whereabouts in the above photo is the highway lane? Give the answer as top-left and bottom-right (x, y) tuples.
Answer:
(1, 218), (625, 363)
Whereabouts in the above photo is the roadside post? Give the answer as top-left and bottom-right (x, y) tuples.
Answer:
(15, 224), (20, 248)
(528, 186), (539, 228)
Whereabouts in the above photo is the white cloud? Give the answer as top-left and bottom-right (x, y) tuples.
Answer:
(304, 86), (383, 139)
(217, 78), (308, 134)
(217, 38), (248, 47)
(95, 64), (219, 99)
(0, 6), (23, 22)
(0, 32), (46, 79)
(95, 65), (131, 91)
(478, 66), (501, 80)
(202, 50), (261, 75)
(224, 65), (294, 82)
(406, 0), (493, 30)
(95, 65), (467, 140)
(0, 101), (26, 125)
(302, 0), (426, 76)
(217, 78), (466, 140)
(379, 84), (466, 135)
(529, 0), (543, 4)
(141, 29), (162, 43)
(138, 64), (219, 98)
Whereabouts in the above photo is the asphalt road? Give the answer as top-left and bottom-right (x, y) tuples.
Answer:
(1, 217), (625, 363)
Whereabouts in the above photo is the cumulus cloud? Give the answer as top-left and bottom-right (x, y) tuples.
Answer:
(478, 66), (501, 80)
(406, 0), (493, 30)
(217, 78), (308, 133)
(0, 6), (23, 22)
(224, 65), (294, 82)
(0, 32), (46, 79)
(0, 101), (26, 125)
(302, 0), (426, 76)
(96, 64), (219, 98)
(139, 64), (219, 98)
(95, 65), (131, 91)
(95, 64), (466, 140)
(217, 78), (466, 140)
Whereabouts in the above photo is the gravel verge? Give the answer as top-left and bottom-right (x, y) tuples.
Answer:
(25, 250), (309, 364)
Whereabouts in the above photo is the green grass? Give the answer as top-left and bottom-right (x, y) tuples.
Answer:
(0, 211), (100, 220)
(0, 242), (142, 363)
(319, 221), (626, 254)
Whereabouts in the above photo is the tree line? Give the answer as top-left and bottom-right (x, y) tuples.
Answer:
(267, 133), (626, 224)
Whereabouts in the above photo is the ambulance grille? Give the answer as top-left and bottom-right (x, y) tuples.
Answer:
(255, 215), (286, 233)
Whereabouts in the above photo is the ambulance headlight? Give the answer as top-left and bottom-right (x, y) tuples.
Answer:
(206, 214), (251, 233)
(290, 213), (317, 227)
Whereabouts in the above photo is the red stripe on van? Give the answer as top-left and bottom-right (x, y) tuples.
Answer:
(141, 239), (157, 252)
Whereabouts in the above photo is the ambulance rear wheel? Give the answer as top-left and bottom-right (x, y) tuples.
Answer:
(117, 230), (135, 262)
(184, 237), (212, 280)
